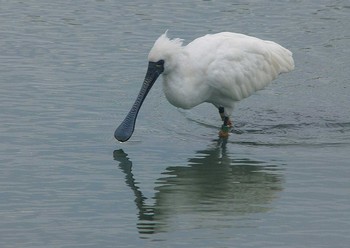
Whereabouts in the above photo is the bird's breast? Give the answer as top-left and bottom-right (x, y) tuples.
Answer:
(162, 83), (193, 109)
(162, 75), (208, 110)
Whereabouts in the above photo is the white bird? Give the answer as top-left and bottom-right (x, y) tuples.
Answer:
(115, 32), (294, 142)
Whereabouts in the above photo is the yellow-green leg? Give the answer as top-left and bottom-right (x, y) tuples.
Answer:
(218, 107), (232, 138)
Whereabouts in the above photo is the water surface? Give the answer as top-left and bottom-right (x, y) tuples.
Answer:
(0, 0), (349, 247)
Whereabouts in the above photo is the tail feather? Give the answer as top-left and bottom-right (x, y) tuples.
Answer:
(267, 41), (295, 74)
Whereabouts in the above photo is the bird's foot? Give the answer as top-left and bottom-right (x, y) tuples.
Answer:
(226, 119), (233, 128)
(222, 116), (233, 127)
(218, 124), (231, 138)
(218, 117), (232, 138)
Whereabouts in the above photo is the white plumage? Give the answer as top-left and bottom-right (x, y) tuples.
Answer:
(115, 32), (294, 142)
(148, 32), (294, 116)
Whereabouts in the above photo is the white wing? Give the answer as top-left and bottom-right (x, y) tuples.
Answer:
(186, 32), (294, 103)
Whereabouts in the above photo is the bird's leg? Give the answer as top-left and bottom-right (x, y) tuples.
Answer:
(218, 107), (233, 127)
(218, 107), (233, 138)
(218, 107), (225, 121)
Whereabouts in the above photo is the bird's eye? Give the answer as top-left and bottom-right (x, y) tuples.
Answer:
(156, 60), (165, 67)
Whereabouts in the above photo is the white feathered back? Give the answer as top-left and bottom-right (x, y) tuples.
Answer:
(185, 32), (294, 101)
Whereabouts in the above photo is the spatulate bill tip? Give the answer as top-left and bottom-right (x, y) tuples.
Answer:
(114, 128), (132, 142)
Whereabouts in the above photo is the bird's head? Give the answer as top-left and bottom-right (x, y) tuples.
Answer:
(114, 32), (183, 142)
(148, 31), (184, 75)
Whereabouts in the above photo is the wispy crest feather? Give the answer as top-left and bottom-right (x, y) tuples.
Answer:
(148, 31), (184, 62)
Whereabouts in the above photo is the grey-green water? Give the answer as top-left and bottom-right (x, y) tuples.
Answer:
(1, 1), (349, 247)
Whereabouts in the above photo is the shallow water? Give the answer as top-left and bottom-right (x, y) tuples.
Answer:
(1, 0), (350, 247)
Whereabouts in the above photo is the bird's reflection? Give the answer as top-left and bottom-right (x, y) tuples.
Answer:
(113, 149), (156, 234)
(113, 138), (284, 237)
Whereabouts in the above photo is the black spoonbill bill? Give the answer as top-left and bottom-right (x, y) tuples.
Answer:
(114, 32), (294, 142)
